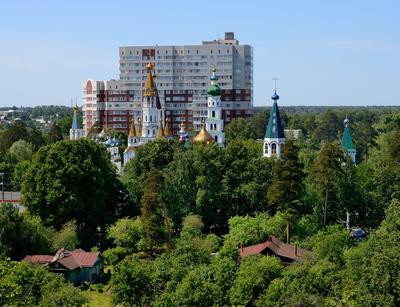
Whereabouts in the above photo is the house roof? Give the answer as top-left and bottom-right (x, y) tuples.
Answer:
(24, 248), (101, 270)
(24, 255), (53, 264)
(240, 235), (305, 261)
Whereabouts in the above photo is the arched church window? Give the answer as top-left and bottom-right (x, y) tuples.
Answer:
(271, 143), (277, 155)
(212, 111), (215, 117)
(215, 135), (218, 142)
(264, 143), (268, 154)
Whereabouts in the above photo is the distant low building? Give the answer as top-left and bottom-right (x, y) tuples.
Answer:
(24, 248), (104, 283)
(239, 235), (306, 264)
(284, 129), (302, 139)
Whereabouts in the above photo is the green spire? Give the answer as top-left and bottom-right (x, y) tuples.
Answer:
(341, 127), (355, 150)
(264, 97), (285, 139)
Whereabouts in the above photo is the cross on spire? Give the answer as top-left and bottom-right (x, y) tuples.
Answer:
(273, 77), (279, 92)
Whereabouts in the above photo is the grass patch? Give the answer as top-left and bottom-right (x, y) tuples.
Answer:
(85, 290), (112, 307)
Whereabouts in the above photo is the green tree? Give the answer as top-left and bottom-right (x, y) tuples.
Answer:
(225, 118), (255, 141)
(0, 122), (29, 155)
(50, 221), (79, 251)
(310, 142), (344, 226)
(21, 138), (131, 247)
(267, 138), (305, 214)
(141, 168), (170, 255)
(7, 140), (34, 162)
(39, 277), (88, 307)
(111, 257), (152, 307)
(171, 264), (218, 307)
(162, 149), (197, 228)
(107, 217), (143, 252)
(123, 138), (178, 207)
(229, 255), (283, 306)
(0, 204), (51, 259)
(251, 109), (269, 139)
(313, 110), (342, 143)
(47, 122), (63, 144)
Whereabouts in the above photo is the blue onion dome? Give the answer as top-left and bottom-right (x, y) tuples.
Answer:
(210, 67), (219, 81)
(271, 90), (280, 101)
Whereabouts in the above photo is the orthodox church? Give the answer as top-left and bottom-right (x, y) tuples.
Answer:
(263, 90), (285, 158)
(123, 63), (176, 164)
(341, 117), (356, 163)
(124, 65), (226, 164)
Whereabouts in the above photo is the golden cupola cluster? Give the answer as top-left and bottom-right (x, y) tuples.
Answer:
(193, 121), (214, 144)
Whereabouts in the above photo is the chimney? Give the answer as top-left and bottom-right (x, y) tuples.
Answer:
(294, 244), (298, 257)
(225, 32), (234, 40)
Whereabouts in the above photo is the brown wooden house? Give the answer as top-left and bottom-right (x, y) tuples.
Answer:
(24, 248), (104, 283)
(239, 235), (306, 264)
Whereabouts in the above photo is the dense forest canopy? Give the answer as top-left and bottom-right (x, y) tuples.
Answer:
(1, 105), (400, 306)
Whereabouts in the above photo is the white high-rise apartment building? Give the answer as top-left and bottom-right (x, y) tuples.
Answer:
(82, 32), (253, 136)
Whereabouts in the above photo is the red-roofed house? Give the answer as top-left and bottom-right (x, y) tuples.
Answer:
(24, 248), (104, 283)
(239, 236), (306, 264)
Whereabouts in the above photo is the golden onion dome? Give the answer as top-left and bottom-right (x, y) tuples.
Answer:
(193, 122), (214, 144)
(144, 63), (157, 97)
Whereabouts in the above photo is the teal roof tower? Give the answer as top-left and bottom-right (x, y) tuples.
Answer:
(72, 106), (79, 129)
(341, 117), (356, 163)
(264, 91), (285, 139)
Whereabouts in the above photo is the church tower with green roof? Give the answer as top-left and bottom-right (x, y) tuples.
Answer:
(263, 90), (285, 157)
(341, 117), (356, 163)
(205, 68), (225, 145)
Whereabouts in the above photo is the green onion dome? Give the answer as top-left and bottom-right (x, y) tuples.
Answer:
(207, 84), (221, 96)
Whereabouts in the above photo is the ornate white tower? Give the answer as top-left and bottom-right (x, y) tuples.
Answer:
(69, 105), (84, 140)
(205, 68), (225, 145)
(141, 63), (161, 142)
(263, 90), (285, 158)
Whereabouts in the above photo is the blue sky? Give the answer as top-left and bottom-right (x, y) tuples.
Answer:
(0, 0), (399, 107)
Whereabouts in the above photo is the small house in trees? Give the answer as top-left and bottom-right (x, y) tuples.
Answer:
(24, 248), (104, 283)
(239, 235), (306, 264)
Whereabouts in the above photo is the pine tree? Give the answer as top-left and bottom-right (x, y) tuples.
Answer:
(47, 122), (63, 144)
(310, 142), (344, 226)
(141, 168), (171, 255)
(267, 138), (305, 215)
